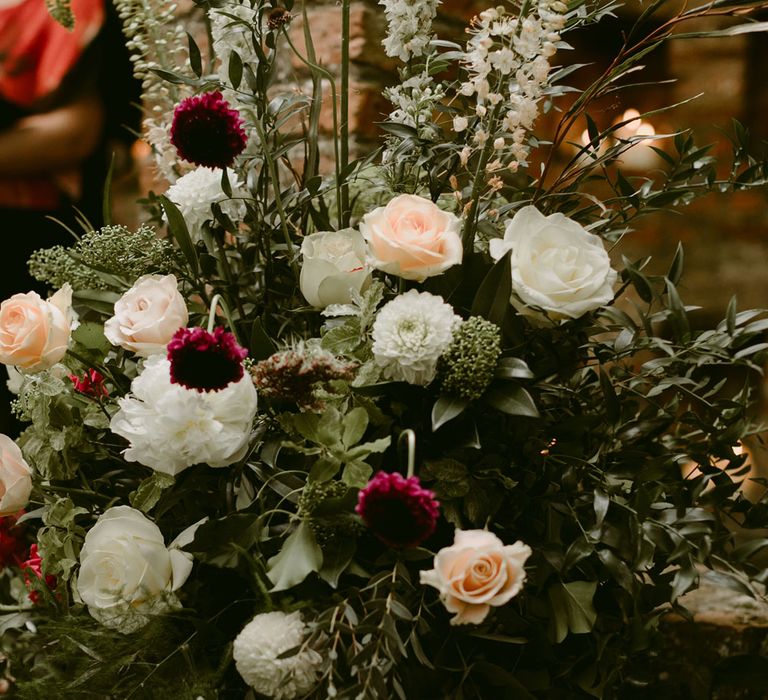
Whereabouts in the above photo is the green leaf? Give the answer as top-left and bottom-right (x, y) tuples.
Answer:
(160, 195), (199, 276)
(318, 536), (356, 588)
(667, 242), (684, 285)
(494, 356), (534, 380)
(548, 581), (597, 643)
(621, 256), (653, 303)
(342, 407), (369, 448)
(309, 457), (342, 482)
(228, 51), (243, 90)
(187, 32), (202, 77)
(249, 319), (277, 360)
(321, 318), (362, 355)
(471, 252), (512, 327)
(185, 513), (261, 568)
(129, 472), (175, 513)
(71, 322), (111, 354)
(485, 383), (539, 418)
(341, 460), (373, 488)
(431, 396), (469, 431)
(267, 521), (323, 591)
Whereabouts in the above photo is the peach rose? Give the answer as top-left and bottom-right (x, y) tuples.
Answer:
(0, 285), (74, 372)
(359, 194), (462, 281)
(104, 274), (189, 356)
(0, 434), (32, 516)
(420, 529), (532, 625)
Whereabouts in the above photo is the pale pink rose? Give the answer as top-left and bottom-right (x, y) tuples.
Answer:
(0, 285), (74, 372)
(0, 434), (32, 516)
(420, 529), (532, 625)
(359, 194), (462, 281)
(104, 275), (189, 356)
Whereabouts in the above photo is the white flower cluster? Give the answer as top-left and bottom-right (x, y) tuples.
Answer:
(209, 2), (260, 88)
(380, 0), (440, 63)
(233, 611), (322, 699)
(114, 0), (191, 182)
(458, 1), (567, 167)
(385, 71), (446, 140)
(110, 355), (258, 476)
(371, 290), (461, 386)
(166, 167), (248, 239)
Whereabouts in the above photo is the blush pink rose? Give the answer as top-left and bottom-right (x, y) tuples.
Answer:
(359, 194), (462, 281)
(104, 274), (189, 356)
(0, 434), (32, 516)
(0, 285), (74, 372)
(420, 529), (532, 625)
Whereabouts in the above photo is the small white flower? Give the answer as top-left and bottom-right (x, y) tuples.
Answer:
(110, 355), (258, 475)
(372, 290), (461, 385)
(233, 611), (322, 700)
(453, 116), (469, 132)
(166, 166), (247, 238)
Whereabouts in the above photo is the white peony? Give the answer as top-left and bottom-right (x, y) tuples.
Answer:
(489, 205), (617, 321)
(110, 355), (258, 476)
(165, 166), (247, 238)
(233, 611), (322, 699)
(76, 506), (199, 633)
(371, 290), (461, 386)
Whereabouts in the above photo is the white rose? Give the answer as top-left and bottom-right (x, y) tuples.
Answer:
(489, 206), (617, 320)
(360, 194), (463, 282)
(0, 434), (32, 516)
(76, 506), (198, 633)
(299, 229), (371, 308)
(104, 275), (189, 356)
(420, 529), (532, 625)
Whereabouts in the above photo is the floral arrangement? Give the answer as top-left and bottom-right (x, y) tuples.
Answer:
(2, 0), (768, 697)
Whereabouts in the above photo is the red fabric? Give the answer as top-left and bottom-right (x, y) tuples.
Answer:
(0, 0), (105, 108)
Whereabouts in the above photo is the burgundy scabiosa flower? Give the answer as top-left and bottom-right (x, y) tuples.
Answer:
(170, 91), (248, 168)
(356, 471), (440, 548)
(167, 326), (248, 392)
(69, 369), (108, 399)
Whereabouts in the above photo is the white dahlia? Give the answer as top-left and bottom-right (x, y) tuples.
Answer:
(110, 355), (258, 475)
(233, 611), (322, 699)
(165, 166), (247, 238)
(371, 290), (461, 385)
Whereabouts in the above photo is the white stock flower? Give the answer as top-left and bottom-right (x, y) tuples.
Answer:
(372, 290), (461, 385)
(76, 506), (199, 633)
(165, 166), (247, 238)
(233, 611), (322, 699)
(210, 2), (260, 85)
(380, 0), (438, 62)
(490, 206), (617, 321)
(110, 355), (258, 476)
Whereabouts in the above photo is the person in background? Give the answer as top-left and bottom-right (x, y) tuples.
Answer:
(0, 0), (141, 434)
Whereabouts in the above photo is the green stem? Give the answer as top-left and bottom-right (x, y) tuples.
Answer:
(252, 119), (300, 280)
(461, 115), (498, 253)
(340, 0), (351, 226)
(398, 429), (416, 478)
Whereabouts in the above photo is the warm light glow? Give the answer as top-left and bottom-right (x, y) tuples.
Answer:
(614, 108), (659, 170)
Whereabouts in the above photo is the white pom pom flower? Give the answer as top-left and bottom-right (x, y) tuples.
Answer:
(165, 166), (247, 238)
(233, 611), (322, 699)
(371, 289), (461, 386)
(110, 355), (258, 476)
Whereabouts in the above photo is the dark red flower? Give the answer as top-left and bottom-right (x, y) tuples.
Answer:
(167, 326), (248, 392)
(0, 513), (26, 568)
(355, 471), (440, 548)
(21, 544), (57, 604)
(170, 91), (248, 168)
(69, 369), (108, 398)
